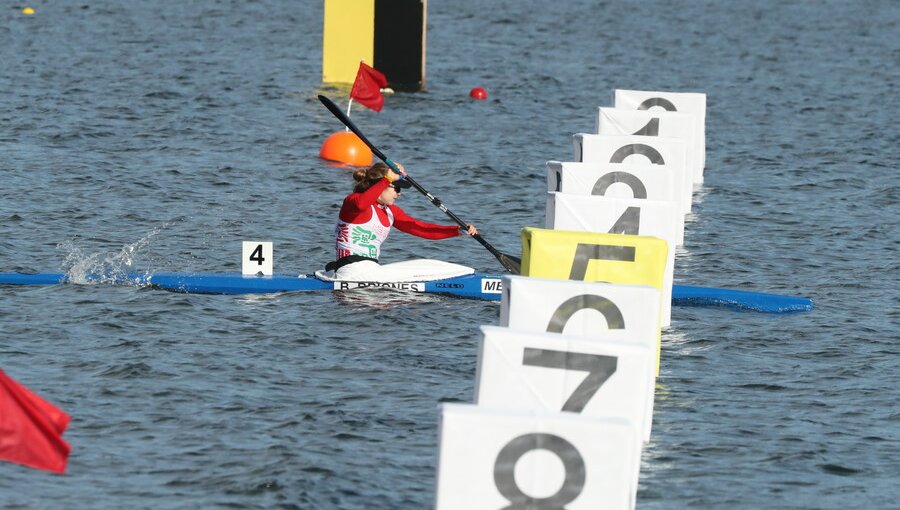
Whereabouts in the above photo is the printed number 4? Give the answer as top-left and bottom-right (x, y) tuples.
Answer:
(250, 244), (265, 265)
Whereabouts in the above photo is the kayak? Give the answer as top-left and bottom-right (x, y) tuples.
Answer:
(0, 272), (502, 301)
(0, 271), (814, 313)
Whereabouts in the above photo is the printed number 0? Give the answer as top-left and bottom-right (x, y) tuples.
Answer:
(494, 433), (586, 510)
(249, 244), (265, 265)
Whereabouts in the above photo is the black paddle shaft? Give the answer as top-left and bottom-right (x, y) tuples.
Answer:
(318, 94), (521, 273)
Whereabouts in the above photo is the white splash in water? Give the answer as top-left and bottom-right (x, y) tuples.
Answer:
(57, 226), (168, 285)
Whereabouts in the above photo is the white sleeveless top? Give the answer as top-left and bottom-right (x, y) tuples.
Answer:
(335, 205), (394, 260)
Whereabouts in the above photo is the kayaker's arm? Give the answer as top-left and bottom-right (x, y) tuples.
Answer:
(338, 178), (391, 222)
(391, 206), (462, 240)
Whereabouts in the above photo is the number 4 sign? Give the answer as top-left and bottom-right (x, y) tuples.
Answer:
(242, 241), (273, 275)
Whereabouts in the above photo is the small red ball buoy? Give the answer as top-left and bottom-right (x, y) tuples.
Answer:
(469, 87), (487, 100)
(319, 131), (373, 167)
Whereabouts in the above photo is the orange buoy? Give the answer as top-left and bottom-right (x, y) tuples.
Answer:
(469, 87), (487, 100)
(319, 131), (373, 166)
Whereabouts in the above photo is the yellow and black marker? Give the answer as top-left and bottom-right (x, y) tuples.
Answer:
(323, 0), (426, 91)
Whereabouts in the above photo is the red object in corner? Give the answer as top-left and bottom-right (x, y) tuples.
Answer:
(0, 369), (71, 474)
(350, 62), (389, 112)
(469, 87), (488, 100)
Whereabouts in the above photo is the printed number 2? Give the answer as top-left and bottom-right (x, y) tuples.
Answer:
(632, 96), (677, 137)
(249, 244), (265, 265)
(632, 117), (659, 136)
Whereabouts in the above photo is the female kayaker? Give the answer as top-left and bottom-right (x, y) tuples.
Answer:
(318, 162), (478, 282)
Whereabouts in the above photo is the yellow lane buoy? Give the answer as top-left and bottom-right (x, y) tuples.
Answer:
(22, 7), (35, 15)
(319, 131), (373, 167)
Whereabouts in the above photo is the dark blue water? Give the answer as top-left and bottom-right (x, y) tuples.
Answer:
(2, 0), (898, 508)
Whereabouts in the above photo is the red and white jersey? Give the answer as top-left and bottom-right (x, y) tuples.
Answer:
(334, 178), (461, 261)
(335, 205), (394, 260)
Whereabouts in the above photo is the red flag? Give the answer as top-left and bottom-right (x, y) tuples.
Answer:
(0, 369), (71, 474)
(350, 61), (388, 112)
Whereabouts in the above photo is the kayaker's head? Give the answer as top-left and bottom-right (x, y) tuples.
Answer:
(378, 180), (412, 206)
(353, 163), (410, 206)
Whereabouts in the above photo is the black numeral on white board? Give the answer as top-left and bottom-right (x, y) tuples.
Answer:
(249, 244), (265, 265)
